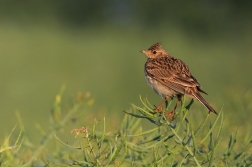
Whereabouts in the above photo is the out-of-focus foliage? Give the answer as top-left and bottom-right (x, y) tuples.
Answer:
(1, 1), (251, 34)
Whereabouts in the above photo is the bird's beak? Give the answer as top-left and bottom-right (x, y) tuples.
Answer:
(140, 50), (145, 54)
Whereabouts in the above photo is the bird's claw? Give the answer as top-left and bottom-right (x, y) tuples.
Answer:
(164, 110), (175, 121)
(153, 105), (163, 112)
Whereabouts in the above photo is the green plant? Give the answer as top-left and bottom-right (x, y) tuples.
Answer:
(122, 96), (252, 166)
(1, 88), (252, 167)
(52, 91), (252, 166)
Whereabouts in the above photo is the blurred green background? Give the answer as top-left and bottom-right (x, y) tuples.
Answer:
(1, 1), (252, 140)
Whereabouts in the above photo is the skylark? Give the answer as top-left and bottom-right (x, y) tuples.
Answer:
(141, 42), (217, 119)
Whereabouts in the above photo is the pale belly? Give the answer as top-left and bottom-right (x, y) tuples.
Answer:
(145, 74), (179, 98)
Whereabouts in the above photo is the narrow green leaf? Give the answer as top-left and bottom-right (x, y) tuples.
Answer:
(208, 111), (224, 167)
(200, 109), (223, 144)
(115, 137), (127, 167)
(108, 140), (125, 165)
(194, 113), (210, 136)
(130, 104), (155, 117)
(234, 140), (252, 162)
(54, 133), (81, 149)
(122, 110), (148, 119)
(127, 127), (160, 137)
(140, 95), (153, 112)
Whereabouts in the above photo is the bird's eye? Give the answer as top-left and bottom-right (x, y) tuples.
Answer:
(152, 51), (157, 54)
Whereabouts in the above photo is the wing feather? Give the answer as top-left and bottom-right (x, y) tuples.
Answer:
(145, 57), (202, 95)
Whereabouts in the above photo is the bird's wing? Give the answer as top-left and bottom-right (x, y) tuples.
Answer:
(145, 57), (202, 94)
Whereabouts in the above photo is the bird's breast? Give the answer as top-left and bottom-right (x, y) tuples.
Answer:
(144, 72), (178, 98)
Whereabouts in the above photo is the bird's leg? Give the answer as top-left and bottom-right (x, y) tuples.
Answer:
(167, 95), (182, 120)
(154, 96), (169, 112)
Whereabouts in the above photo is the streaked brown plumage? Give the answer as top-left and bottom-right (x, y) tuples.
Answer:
(141, 42), (217, 117)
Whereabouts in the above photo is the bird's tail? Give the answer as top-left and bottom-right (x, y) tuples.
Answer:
(192, 92), (218, 115)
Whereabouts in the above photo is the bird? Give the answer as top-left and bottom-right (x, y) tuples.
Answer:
(141, 42), (217, 119)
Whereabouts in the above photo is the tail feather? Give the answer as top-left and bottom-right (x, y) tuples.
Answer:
(197, 87), (208, 95)
(192, 92), (218, 115)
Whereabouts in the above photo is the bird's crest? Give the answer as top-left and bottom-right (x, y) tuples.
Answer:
(148, 42), (162, 50)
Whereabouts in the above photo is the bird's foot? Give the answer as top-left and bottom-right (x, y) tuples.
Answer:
(164, 110), (175, 121)
(153, 105), (163, 112)
(149, 106), (160, 114)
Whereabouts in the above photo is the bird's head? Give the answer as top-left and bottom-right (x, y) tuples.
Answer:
(140, 42), (170, 58)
